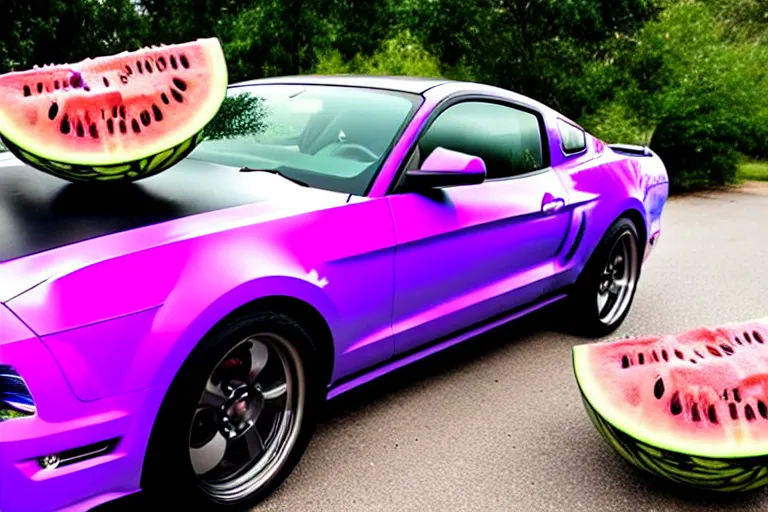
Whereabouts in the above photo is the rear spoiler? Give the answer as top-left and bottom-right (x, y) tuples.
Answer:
(607, 143), (652, 157)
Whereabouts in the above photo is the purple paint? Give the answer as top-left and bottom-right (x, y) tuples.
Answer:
(0, 75), (669, 511)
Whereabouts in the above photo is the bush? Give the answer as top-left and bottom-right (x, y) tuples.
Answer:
(314, 30), (443, 78)
(651, 119), (741, 193)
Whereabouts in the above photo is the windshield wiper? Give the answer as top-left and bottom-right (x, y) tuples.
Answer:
(238, 167), (310, 187)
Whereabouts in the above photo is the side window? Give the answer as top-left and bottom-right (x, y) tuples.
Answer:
(417, 101), (545, 180)
(558, 119), (587, 155)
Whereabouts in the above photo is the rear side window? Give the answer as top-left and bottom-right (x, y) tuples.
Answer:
(558, 119), (587, 155)
(417, 101), (545, 180)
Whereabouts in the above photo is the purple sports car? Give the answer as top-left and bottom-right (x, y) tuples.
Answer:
(0, 75), (669, 511)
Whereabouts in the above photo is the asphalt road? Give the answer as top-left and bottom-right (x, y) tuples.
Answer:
(102, 183), (768, 512)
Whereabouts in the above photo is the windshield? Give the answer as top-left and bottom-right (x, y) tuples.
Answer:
(190, 84), (422, 195)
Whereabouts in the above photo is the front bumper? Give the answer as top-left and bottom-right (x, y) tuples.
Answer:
(0, 305), (163, 512)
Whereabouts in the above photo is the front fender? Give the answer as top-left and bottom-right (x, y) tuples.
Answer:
(12, 232), (339, 402)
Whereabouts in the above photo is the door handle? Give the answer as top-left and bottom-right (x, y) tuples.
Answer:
(542, 198), (566, 214)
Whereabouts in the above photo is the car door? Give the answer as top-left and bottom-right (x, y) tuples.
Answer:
(388, 99), (572, 355)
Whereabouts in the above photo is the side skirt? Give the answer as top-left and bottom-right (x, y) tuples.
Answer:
(326, 292), (568, 400)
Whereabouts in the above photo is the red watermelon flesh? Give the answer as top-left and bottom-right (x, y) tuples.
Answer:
(0, 38), (227, 172)
(574, 318), (768, 459)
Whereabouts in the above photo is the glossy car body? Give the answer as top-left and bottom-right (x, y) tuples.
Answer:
(0, 75), (669, 511)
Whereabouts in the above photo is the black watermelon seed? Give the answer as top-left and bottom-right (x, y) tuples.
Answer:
(171, 88), (183, 103)
(137, 60), (143, 73)
(653, 377), (665, 399)
(755, 331), (764, 344)
(706, 345), (722, 357)
(101, 109), (105, 120)
(23, 85), (31, 96)
(172, 78), (187, 91)
(151, 104), (163, 121)
(161, 92), (170, 105)
(746, 404), (756, 421)
(107, 118), (114, 134)
(60, 115), (71, 134)
(140, 110), (151, 126)
(691, 404), (701, 422)
(735, 336), (742, 345)
(670, 392), (682, 415)
(76, 121), (85, 137)
(157, 56), (167, 71)
(69, 74), (82, 88)
(759, 401), (768, 418)
(170, 55), (178, 69)
(119, 120), (127, 134)
(621, 355), (629, 369)
(651, 350), (659, 362)
(47, 102), (58, 120)
(37, 82), (43, 93)
(112, 106), (118, 118)
(690, 359), (697, 364)
(733, 388), (741, 403)
(180, 54), (189, 68)
(674, 349), (684, 360)
(707, 404), (718, 424)
(729, 403), (738, 420)
(89, 123), (98, 138)
(131, 119), (141, 133)
(721, 344), (734, 355)
(120, 74), (129, 84)
(694, 349), (704, 359)
(119, 105), (126, 119)
(145, 60), (153, 73)
(54, 80), (60, 90)
(723, 389), (729, 400)
(83, 85), (90, 92)
(638, 353), (645, 365)
(745, 332), (752, 344)
(126, 65), (133, 75)
(103, 77), (110, 87)
(661, 349), (669, 361)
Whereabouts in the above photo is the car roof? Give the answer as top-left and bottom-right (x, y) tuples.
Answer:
(232, 75), (453, 95)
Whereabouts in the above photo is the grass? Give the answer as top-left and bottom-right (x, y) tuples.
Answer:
(737, 160), (768, 182)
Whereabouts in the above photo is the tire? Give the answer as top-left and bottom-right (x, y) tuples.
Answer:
(142, 311), (324, 509)
(566, 217), (642, 337)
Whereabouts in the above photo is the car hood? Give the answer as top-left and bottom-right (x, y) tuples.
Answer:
(0, 153), (350, 302)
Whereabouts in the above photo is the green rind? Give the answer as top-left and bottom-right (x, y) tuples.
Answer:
(578, 390), (768, 492)
(1, 130), (202, 183)
(0, 38), (228, 167)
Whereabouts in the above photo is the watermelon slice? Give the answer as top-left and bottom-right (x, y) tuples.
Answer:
(0, 38), (227, 182)
(574, 318), (768, 492)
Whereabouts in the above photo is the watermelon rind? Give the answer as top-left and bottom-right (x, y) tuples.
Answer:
(0, 38), (227, 173)
(574, 317), (768, 491)
(0, 131), (205, 182)
(578, 391), (768, 491)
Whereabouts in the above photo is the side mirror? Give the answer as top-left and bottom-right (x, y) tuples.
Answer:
(405, 147), (487, 189)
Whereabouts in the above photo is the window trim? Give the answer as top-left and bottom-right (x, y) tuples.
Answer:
(387, 93), (552, 195)
(557, 118), (588, 157)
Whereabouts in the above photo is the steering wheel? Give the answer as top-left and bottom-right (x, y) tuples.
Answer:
(329, 143), (378, 162)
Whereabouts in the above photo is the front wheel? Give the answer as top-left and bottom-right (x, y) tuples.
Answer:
(567, 217), (642, 337)
(142, 311), (323, 509)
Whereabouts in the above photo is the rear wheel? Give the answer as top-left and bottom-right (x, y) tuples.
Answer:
(143, 311), (323, 509)
(567, 217), (642, 337)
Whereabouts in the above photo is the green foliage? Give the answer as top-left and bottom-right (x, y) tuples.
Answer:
(314, 31), (442, 78)
(737, 160), (768, 182)
(202, 93), (269, 140)
(2, 0), (768, 193)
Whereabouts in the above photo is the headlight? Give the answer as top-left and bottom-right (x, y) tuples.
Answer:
(0, 365), (36, 420)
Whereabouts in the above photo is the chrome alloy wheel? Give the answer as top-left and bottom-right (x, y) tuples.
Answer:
(188, 333), (305, 503)
(596, 230), (639, 326)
